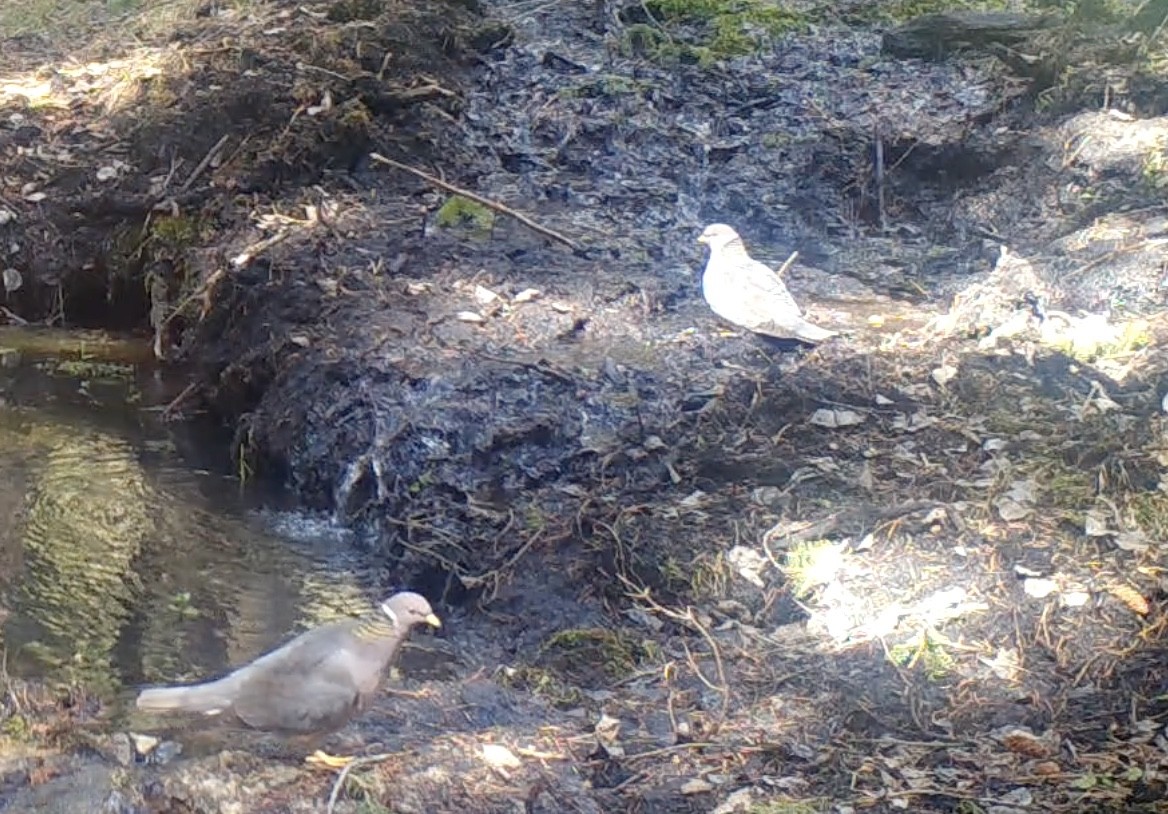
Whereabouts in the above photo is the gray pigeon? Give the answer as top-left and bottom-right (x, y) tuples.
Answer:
(135, 591), (441, 767)
(697, 223), (837, 343)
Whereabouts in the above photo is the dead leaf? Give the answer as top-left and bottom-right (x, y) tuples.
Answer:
(931, 364), (958, 386)
(473, 285), (499, 306)
(809, 408), (865, 428)
(1108, 584), (1149, 616)
(680, 778), (714, 795)
(1001, 729), (1049, 758)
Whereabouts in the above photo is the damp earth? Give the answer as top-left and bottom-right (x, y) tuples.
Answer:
(2, 0), (1168, 812)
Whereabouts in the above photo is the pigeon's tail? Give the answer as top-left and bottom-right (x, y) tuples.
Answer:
(136, 677), (238, 716)
(758, 318), (838, 343)
(793, 320), (838, 343)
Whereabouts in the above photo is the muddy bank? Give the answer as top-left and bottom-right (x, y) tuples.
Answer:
(4, 0), (1168, 812)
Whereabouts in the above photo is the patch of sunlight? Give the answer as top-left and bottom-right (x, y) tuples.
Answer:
(0, 52), (167, 113)
(0, 0), (259, 51)
(781, 539), (847, 599)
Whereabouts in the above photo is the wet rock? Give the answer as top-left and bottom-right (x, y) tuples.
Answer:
(107, 733), (135, 767)
(0, 759), (131, 814)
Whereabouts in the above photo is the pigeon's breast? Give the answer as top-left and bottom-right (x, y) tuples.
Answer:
(702, 261), (751, 326)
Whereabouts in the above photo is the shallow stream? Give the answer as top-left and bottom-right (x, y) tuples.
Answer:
(0, 334), (389, 719)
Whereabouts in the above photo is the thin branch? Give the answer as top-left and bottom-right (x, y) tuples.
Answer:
(617, 574), (731, 732)
(369, 153), (582, 253)
(180, 133), (229, 193)
(325, 752), (395, 814)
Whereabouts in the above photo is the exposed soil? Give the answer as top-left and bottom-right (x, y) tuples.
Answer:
(4, 0), (1168, 812)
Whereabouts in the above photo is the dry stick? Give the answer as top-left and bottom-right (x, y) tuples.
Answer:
(368, 153), (582, 253)
(180, 133), (229, 193)
(617, 574), (731, 731)
(326, 753), (395, 814)
(160, 380), (199, 420)
(463, 527), (546, 601)
(0, 306), (28, 326)
(774, 250), (799, 278)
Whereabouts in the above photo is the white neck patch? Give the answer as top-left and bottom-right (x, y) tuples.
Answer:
(380, 601), (398, 626)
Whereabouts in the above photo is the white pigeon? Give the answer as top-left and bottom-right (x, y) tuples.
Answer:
(697, 223), (837, 343)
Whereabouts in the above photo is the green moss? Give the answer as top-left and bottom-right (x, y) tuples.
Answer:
(761, 132), (789, 149)
(539, 627), (649, 683)
(48, 359), (134, 380)
(620, 24), (684, 62)
(1126, 493), (1168, 539)
(166, 591), (202, 621)
(1067, 0), (1129, 24)
(326, 0), (383, 23)
(0, 714), (30, 741)
(747, 801), (830, 814)
(148, 214), (201, 251)
(689, 551), (730, 598)
(888, 632), (955, 679)
(623, 0), (807, 63)
(1141, 147), (1168, 191)
(563, 74), (653, 99)
(499, 665), (584, 707)
(434, 195), (496, 234)
(654, 552), (731, 598)
(1045, 318), (1150, 362)
(782, 539), (844, 599)
(844, 0), (1005, 25)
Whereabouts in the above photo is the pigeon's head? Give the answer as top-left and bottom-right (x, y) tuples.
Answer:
(380, 592), (442, 630)
(697, 223), (743, 252)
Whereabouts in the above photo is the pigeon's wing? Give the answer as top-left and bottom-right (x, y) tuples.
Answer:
(227, 620), (364, 733)
(735, 256), (802, 319)
(704, 251), (836, 342)
(230, 652), (365, 733)
(228, 619), (354, 680)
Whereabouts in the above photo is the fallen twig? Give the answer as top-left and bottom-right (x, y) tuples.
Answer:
(617, 574), (732, 732)
(774, 250), (799, 278)
(180, 133), (229, 193)
(369, 153), (582, 253)
(0, 306), (28, 326)
(325, 752), (395, 814)
(159, 381), (199, 421)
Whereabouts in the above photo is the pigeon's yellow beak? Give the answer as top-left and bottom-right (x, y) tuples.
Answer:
(697, 235), (708, 244)
(424, 613), (442, 628)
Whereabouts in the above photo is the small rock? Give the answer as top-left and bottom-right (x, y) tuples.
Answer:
(710, 786), (754, 814)
(512, 287), (541, 303)
(481, 743), (521, 769)
(3, 267), (22, 292)
(102, 789), (139, 814)
(931, 364), (958, 386)
(681, 778), (714, 795)
(809, 408), (865, 428)
(594, 713), (622, 743)
(130, 733), (160, 757)
(106, 732), (134, 766)
(146, 740), (183, 765)
(473, 284), (500, 305)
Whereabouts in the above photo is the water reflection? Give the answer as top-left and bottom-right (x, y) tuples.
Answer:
(0, 359), (385, 699)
